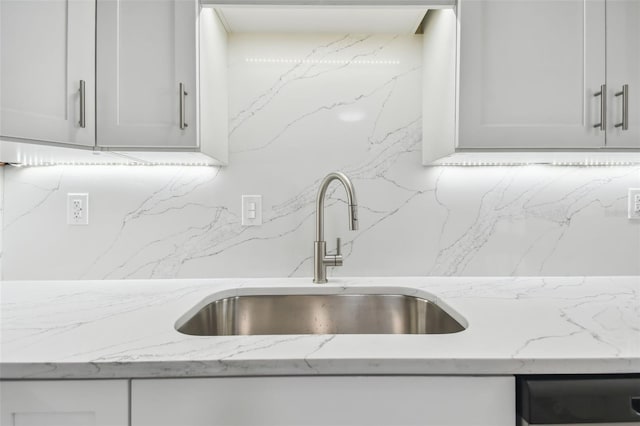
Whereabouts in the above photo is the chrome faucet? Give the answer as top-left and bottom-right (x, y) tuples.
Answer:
(314, 172), (359, 283)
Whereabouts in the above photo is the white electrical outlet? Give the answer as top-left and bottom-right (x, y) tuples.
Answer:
(242, 195), (262, 226)
(629, 188), (640, 220)
(67, 193), (89, 225)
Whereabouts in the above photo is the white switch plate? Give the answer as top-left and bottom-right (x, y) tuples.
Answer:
(629, 189), (640, 220)
(242, 195), (262, 226)
(67, 193), (89, 225)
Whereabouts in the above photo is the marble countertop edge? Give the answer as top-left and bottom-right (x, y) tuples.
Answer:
(1, 276), (639, 379)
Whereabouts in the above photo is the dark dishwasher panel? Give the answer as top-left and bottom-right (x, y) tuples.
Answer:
(517, 374), (640, 425)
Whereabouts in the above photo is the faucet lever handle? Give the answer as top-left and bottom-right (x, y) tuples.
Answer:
(336, 238), (341, 256)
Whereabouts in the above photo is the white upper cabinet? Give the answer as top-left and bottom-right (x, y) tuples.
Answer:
(458, 0), (606, 149)
(97, 0), (198, 149)
(458, 0), (640, 151)
(1, 0), (228, 165)
(606, 0), (640, 148)
(0, 0), (96, 147)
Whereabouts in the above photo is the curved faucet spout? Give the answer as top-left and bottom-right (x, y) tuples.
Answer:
(315, 172), (358, 241)
(314, 172), (359, 284)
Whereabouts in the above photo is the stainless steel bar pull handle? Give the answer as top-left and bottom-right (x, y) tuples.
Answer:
(593, 84), (606, 130)
(615, 84), (629, 130)
(179, 83), (188, 129)
(79, 80), (86, 128)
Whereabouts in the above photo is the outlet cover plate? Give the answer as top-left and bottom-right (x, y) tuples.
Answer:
(629, 188), (640, 220)
(67, 193), (89, 225)
(242, 195), (262, 226)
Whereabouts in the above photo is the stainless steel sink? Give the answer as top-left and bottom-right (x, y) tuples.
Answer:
(176, 294), (465, 336)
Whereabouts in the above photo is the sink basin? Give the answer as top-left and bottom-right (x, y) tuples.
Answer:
(176, 294), (465, 336)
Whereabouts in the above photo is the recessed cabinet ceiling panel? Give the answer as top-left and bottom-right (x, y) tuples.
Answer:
(217, 7), (429, 33)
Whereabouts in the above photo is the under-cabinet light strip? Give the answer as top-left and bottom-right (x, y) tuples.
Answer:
(11, 162), (216, 167)
(435, 161), (637, 167)
(436, 162), (532, 166)
(551, 161), (637, 166)
(245, 58), (400, 65)
(10, 160), (637, 168)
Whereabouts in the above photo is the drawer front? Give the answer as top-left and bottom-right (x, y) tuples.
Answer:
(133, 376), (514, 426)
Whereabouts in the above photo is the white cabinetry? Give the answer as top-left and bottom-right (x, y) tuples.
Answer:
(132, 376), (515, 426)
(1, 0), (228, 165)
(606, 0), (640, 148)
(97, 0), (198, 149)
(0, 0), (96, 147)
(457, 0), (639, 151)
(458, 0), (606, 149)
(0, 380), (128, 426)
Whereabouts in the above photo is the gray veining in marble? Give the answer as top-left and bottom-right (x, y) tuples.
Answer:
(1, 276), (638, 379)
(2, 34), (640, 280)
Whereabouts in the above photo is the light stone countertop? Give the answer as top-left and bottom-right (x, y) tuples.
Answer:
(1, 276), (638, 379)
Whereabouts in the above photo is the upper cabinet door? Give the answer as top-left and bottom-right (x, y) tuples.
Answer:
(458, 0), (606, 149)
(0, 0), (96, 147)
(606, 0), (640, 148)
(97, 0), (198, 149)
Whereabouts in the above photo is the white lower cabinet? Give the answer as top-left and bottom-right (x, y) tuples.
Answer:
(0, 380), (128, 426)
(0, 376), (516, 425)
(132, 376), (515, 426)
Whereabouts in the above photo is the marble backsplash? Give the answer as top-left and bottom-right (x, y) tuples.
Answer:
(2, 34), (639, 280)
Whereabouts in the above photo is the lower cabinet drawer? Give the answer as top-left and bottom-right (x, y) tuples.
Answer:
(132, 376), (515, 426)
(0, 380), (129, 426)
